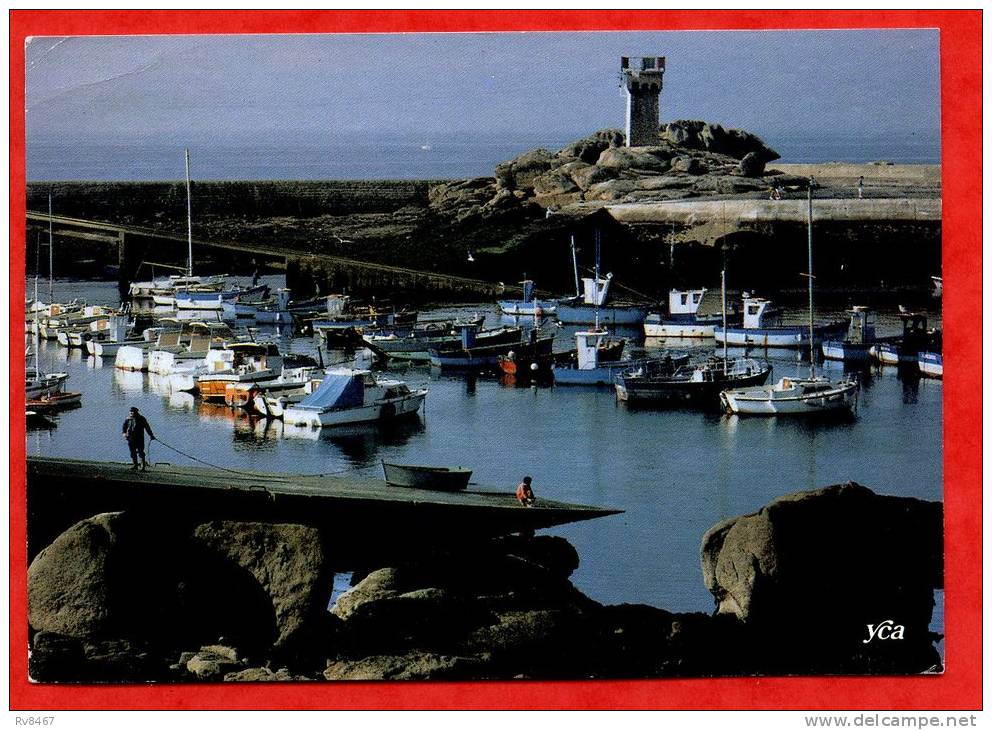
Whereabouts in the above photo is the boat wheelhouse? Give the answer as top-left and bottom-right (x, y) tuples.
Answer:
(714, 296), (846, 349)
(822, 306), (877, 362)
(643, 288), (739, 338)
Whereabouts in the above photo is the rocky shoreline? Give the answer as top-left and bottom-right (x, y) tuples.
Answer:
(27, 482), (943, 682)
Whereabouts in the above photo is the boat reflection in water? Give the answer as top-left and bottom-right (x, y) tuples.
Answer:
(111, 368), (145, 395)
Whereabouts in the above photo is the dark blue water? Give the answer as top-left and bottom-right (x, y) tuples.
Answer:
(26, 134), (939, 182)
(25, 279), (944, 647)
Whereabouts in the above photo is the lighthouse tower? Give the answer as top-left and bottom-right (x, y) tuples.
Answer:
(621, 56), (665, 147)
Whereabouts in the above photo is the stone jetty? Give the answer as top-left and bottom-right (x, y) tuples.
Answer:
(26, 482), (943, 681)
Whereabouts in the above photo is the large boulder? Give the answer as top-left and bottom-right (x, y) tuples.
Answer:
(557, 129), (626, 164)
(661, 120), (780, 163)
(700, 483), (943, 674)
(494, 149), (558, 192)
(190, 521), (334, 654)
(596, 146), (673, 172)
(26, 512), (207, 641)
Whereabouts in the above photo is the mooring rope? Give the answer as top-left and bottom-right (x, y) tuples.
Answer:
(147, 437), (378, 479)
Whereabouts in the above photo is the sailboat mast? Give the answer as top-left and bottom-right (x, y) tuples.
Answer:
(47, 192), (54, 303)
(721, 267), (728, 373)
(185, 148), (193, 278)
(594, 229), (601, 330)
(807, 178), (816, 379)
(34, 232), (41, 375)
(570, 235), (580, 297)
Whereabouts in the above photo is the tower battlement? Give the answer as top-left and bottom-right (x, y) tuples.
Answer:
(621, 56), (665, 147)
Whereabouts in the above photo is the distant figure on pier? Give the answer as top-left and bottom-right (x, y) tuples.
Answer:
(858, 176), (865, 199)
(516, 476), (536, 507)
(122, 406), (155, 471)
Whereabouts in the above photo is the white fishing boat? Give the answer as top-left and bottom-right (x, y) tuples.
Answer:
(497, 278), (557, 317)
(643, 288), (739, 338)
(282, 369), (427, 428)
(714, 296), (846, 348)
(821, 307), (877, 362)
(720, 179), (859, 417)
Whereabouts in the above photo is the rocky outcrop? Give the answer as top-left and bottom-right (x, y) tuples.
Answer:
(28, 513), (337, 680)
(467, 124), (784, 215)
(26, 485), (942, 682)
(700, 482), (943, 674)
(661, 120), (780, 165)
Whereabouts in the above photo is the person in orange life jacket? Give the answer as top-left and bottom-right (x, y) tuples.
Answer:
(122, 406), (155, 471)
(516, 476), (536, 507)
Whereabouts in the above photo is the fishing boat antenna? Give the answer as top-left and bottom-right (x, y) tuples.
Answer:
(47, 191), (54, 304)
(184, 148), (193, 278)
(807, 178), (816, 380)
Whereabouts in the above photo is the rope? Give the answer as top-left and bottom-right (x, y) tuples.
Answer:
(148, 437), (378, 479)
(577, 265), (657, 303)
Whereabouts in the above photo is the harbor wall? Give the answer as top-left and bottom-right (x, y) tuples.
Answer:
(26, 172), (941, 304)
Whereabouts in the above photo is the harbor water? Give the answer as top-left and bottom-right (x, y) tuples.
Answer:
(25, 279), (943, 635)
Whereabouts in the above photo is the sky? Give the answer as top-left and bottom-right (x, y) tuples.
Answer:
(25, 30), (940, 148)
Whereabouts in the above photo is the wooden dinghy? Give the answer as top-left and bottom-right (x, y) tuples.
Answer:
(382, 461), (473, 491)
(26, 391), (82, 411)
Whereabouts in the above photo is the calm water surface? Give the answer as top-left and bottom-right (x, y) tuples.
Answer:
(25, 280), (943, 627)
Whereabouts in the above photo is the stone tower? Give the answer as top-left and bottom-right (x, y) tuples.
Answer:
(621, 56), (665, 147)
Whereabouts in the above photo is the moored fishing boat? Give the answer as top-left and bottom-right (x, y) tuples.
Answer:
(617, 357), (772, 406)
(27, 390), (83, 411)
(822, 306), (879, 362)
(714, 295), (846, 348)
(189, 342), (284, 401)
(282, 369), (427, 428)
(497, 278), (557, 317)
(555, 231), (648, 326)
(429, 324), (553, 369)
(382, 461), (473, 491)
(225, 364), (322, 410)
(552, 328), (686, 386)
(720, 179), (859, 417)
(643, 288), (740, 338)
(868, 312), (936, 365)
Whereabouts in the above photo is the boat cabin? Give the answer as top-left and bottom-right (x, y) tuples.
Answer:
(580, 274), (613, 306)
(845, 306), (875, 344)
(204, 342), (283, 375)
(575, 329), (608, 370)
(742, 297), (783, 330)
(668, 288), (706, 315)
(521, 279), (536, 304)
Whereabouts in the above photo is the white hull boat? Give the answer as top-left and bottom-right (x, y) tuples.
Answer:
(720, 376), (858, 415)
(282, 369), (427, 428)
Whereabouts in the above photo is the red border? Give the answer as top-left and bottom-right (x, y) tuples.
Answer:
(9, 10), (981, 710)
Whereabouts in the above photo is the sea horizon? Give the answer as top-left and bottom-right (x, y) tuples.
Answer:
(26, 131), (941, 183)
